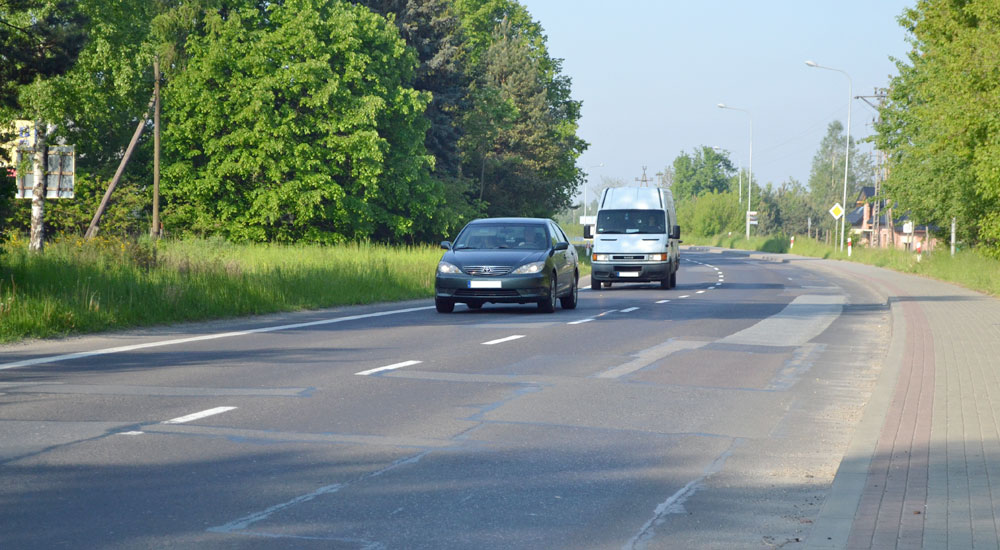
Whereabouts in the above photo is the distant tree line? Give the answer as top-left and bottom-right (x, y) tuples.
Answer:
(668, 120), (873, 241)
(0, 0), (586, 244)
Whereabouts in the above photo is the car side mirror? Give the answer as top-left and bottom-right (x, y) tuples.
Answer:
(440, 240), (452, 250)
(670, 225), (681, 240)
(554, 242), (569, 251)
(583, 225), (593, 239)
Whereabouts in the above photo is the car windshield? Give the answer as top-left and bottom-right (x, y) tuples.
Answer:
(453, 224), (550, 250)
(597, 210), (665, 234)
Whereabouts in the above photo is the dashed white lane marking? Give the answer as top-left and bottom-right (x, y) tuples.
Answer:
(482, 335), (526, 346)
(0, 305), (436, 371)
(679, 295), (690, 299)
(696, 290), (706, 294)
(656, 300), (670, 304)
(356, 360), (422, 376)
(568, 318), (595, 325)
(163, 406), (237, 425)
(120, 431), (144, 436)
(209, 451), (429, 535)
(620, 307), (640, 313)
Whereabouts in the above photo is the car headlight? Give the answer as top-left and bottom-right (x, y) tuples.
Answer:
(512, 261), (545, 274)
(438, 261), (461, 274)
(592, 253), (610, 262)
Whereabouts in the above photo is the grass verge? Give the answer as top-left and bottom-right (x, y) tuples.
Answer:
(0, 236), (593, 344)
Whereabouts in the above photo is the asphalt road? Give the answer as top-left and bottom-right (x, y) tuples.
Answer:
(0, 250), (893, 549)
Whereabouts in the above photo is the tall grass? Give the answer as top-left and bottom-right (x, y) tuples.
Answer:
(0, 236), (442, 343)
(686, 233), (1000, 297)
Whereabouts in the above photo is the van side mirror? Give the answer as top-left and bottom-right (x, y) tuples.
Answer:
(583, 225), (593, 239)
(440, 240), (452, 250)
(670, 225), (681, 240)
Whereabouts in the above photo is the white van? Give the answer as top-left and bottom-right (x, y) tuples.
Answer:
(584, 187), (681, 290)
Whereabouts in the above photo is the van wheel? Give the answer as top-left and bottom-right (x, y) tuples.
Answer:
(591, 278), (601, 291)
(669, 271), (677, 289)
(660, 277), (671, 289)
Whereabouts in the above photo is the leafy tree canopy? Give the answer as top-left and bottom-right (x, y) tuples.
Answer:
(875, 0), (1000, 256)
(163, 0), (442, 243)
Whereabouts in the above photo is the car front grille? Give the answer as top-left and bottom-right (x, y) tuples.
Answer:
(455, 289), (521, 297)
(463, 265), (512, 276)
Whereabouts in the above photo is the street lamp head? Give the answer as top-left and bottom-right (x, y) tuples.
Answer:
(805, 60), (818, 67)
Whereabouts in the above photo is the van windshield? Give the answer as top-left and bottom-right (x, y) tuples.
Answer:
(597, 210), (665, 234)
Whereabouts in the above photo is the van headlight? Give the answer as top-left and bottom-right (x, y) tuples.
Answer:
(438, 261), (461, 274)
(592, 254), (610, 262)
(649, 253), (668, 261)
(512, 261), (545, 274)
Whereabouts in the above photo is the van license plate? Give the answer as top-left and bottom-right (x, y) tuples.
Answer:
(617, 272), (639, 277)
(469, 280), (502, 288)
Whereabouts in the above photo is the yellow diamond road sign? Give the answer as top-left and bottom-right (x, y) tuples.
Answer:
(829, 203), (844, 220)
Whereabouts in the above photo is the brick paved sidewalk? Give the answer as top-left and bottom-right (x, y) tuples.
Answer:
(804, 259), (1000, 549)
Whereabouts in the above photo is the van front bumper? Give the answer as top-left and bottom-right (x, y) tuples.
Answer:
(591, 261), (670, 282)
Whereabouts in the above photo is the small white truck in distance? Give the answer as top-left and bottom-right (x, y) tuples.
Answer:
(584, 187), (681, 290)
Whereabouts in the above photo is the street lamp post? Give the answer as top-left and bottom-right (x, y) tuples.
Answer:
(806, 60), (852, 252)
(717, 103), (753, 239)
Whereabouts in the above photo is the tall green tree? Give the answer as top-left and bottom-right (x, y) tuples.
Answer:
(454, 0), (586, 218)
(6, 0), (159, 239)
(163, 0), (442, 243)
(875, 0), (1000, 256)
(357, 0), (482, 234)
(0, 0), (87, 112)
(671, 145), (735, 200)
(807, 120), (872, 238)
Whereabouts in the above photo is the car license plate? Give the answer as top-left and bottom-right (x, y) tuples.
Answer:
(469, 280), (502, 289)
(617, 272), (639, 277)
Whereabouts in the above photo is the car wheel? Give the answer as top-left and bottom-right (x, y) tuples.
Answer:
(467, 301), (483, 310)
(435, 298), (455, 313)
(560, 275), (578, 309)
(538, 276), (556, 313)
(591, 278), (601, 291)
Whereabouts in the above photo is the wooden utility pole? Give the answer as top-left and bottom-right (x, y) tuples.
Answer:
(29, 121), (47, 251)
(150, 56), (161, 239)
(85, 94), (155, 239)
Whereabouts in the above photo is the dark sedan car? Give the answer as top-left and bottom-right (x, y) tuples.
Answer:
(434, 218), (579, 313)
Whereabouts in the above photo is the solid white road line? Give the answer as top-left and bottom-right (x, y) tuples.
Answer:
(355, 360), (422, 376)
(620, 307), (640, 313)
(163, 406), (237, 425)
(482, 335), (526, 346)
(0, 305), (436, 371)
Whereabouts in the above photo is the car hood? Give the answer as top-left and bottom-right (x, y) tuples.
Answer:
(441, 249), (549, 268)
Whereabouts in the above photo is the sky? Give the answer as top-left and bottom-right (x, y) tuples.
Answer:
(520, 0), (915, 200)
